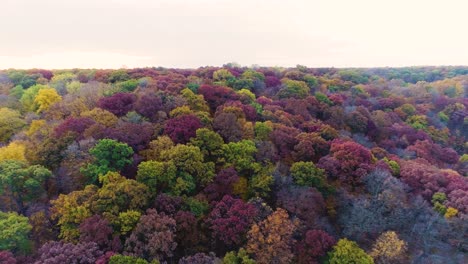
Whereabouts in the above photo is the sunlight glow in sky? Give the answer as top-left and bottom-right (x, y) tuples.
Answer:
(1, 0), (467, 69)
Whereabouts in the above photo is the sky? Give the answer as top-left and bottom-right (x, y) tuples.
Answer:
(1, 0), (467, 69)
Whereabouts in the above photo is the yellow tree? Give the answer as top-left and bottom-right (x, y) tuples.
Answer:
(370, 231), (407, 264)
(0, 141), (27, 162)
(247, 208), (297, 264)
(34, 88), (62, 113)
(0, 108), (26, 143)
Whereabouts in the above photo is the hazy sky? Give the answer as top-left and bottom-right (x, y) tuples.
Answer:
(1, 0), (467, 69)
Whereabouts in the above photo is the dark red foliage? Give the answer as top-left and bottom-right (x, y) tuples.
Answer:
(124, 209), (177, 261)
(198, 85), (238, 112)
(0, 251), (16, 264)
(318, 139), (374, 187)
(389, 123), (431, 148)
(98, 92), (136, 116)
(265, 76), (281, 87)
(174, 211), (204, 254)
(164, 114), (203, 144)
(28, 69), (53, 80)
(292, 133), (329, 162)
(178, 252), (217, 264)
(135, 92), (163, 120)
(205, 195), (257, 247)
(54, 117), (96, 139)
(203, 167), (239, 201)
(36, 241), (103, 264)
(296, 229), (336, 264)
(95, 251), (115, 264)
(399, 159), (468, 213)
(270, 124), (300, 160)
(154, 194), (183, 216)
(407, 140), (459, 167)
(213, 112), (243, 143)
(103, 122), (154, 151)
(276, 187), (326, 230)
(79, 215), (121, 252)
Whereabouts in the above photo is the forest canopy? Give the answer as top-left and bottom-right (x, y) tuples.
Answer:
(0, 66), (466, 264)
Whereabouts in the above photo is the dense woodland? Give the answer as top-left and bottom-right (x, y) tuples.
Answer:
(0, 65), (466, 264)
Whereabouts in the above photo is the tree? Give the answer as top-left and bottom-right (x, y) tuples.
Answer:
(190, 128), (225, 163)
(318, 139), (374, 188)
(161, 144), (215, 187)
(276, 187), (326, 230)
(223, 248), (255, 264)
(0, 108), (25, 143)
(206, 195), (257, 248)
(51, 185), (98, 241)
(247, 208), (297, 264)
(174, 211), (203, 255)
(134, 91), (164, 120)
(136, 160), (177, 194)
(81, 139), (134, 184)
(0, 160), (52, 212)
(54, 117), (96, 140)
(103, 122), (154, 151)
(34, 88), (62, 113)
(222, 140), (260, 175)
(98, 92), (136, 117)
(327, 238), (374, 264)
(79, 215), (120, 251)
(292, 133), (329, 162)
(109, 254), (156, 264)
(179, 252), (218, 264)
(164, 114), (203, 144)
(35, 241), (103, 264)
(0, 212), (31, 254)
(0, 141), (27, 162)
(124, 209), (177, 262)
(91, 172), (149, 223)
(0, 250), (16, 264)
(81, 108), (119, 127)
(198, 85), (238, 112)
(296, 229), (336, 264)
(290, 161), (327, 190)
(117, 210), (141, 235)
(203, 167), (239, 201)
(213, 112), (244, 143)
(370, 231), (407, 264)
(277, 79), (310, 99)
(19, 84), (48, 112)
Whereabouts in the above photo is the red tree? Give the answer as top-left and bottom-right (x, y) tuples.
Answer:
(98, 92), (136, 116)
(164, 114), (203, 144)
(205, 195), (257, 247)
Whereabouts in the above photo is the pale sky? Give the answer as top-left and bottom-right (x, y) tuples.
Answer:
(1, 0), (467, 69)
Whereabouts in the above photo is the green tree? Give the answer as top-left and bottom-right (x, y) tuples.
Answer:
(277, 79), (310, 99)
(109, 254), (159, 264)
(0, 211), (32, 254)
(136, 160), (177, 194)
(161, 144), (215, 186)
(222, 140), (260, 175)
(91, 172), (149, 223)
(50, 185), (97, 241)
(19, 84), (49, 112)
(327, 238), (374, 264)
(0, 108), (26, 143)
(190, 128), (224, 162)
(223, 248), (256, 264)
(0, 160), (52, 212)
(117, 210), (142, 235)
(81, 139), (134, 184)
(290, 161), (327, 189)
